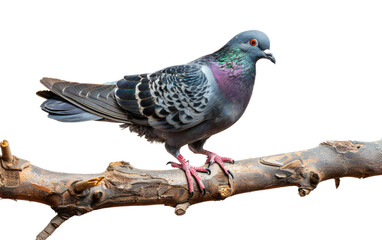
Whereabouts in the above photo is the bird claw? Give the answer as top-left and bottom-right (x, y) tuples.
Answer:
(188, 188), (206, 199)
(204, 151), (234, 179)
(228, 170), (234, 179)
(206, 168), (211, 175)
(168, 154), (208, 197)
(166, 161), (173, 165)
(202, 188), (207, 196)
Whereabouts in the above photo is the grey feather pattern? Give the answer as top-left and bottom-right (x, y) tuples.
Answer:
(40, 78), (129, 122)
(150, 65), (211, 129)
(115, 64), (211, 132)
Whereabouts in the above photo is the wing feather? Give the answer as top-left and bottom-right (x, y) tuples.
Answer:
(40, 78), (129, 122)
(115, 64), (212, 132)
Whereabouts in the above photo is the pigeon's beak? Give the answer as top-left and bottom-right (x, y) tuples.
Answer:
(263, 51), (276, 64)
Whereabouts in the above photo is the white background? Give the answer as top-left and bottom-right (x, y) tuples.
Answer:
(1, 1), (382, 239)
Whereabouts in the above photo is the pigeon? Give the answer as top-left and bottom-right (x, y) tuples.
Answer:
(37, 30), (275, 196)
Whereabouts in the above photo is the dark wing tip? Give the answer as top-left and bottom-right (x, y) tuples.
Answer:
(36, 90), (54, 99)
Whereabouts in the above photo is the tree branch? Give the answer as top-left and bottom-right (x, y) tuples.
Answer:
(1, 139), (381, 239)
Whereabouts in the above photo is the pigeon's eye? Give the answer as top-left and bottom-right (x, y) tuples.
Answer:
(250, 39), (258, 46)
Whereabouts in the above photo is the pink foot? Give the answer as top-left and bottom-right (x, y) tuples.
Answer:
(167, 154), (210, 197)
(203, 150), (235, 178)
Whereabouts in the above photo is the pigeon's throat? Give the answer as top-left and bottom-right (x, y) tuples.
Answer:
(213, 47), (256, 81)
(209, 62), (255, 105)
(210, 47), (256, 93)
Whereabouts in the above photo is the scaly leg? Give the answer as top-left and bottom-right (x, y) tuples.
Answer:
(165, 143), (210, 197)
(189, 139), (235, 178)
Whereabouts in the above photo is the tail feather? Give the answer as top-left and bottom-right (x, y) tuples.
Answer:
(37, 77), (130, 123)
(41, 98), (102, 122)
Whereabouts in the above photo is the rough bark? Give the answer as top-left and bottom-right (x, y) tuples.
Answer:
(0, 139), (381, 239)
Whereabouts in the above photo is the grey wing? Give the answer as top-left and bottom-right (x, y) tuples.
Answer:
(39, 78), (130, 122)
(115, 64), (213, 132)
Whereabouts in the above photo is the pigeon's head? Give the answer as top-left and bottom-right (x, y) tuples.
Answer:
(226, 30), (275, 64)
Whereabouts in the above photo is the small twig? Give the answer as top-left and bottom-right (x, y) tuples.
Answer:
(36, 214), (71, 240)
(72, 177), (104, 193)
(1, 140), (14, 162)
(175, 202), (190, 216)
(335, 178), (341, 188)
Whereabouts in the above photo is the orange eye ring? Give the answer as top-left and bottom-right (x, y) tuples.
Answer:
(250, 39), (257, 46)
